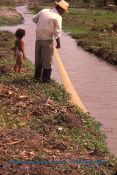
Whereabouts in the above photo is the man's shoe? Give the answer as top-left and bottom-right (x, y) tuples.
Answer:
(34, 66), (42, 80)
(42, 69), (52, 83)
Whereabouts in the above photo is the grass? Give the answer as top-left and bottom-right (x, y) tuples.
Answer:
(63, 8), (117, 30)
(0, 15), (22, 26)
(62, 7), (117, 64)
(0, 30), (117, 174)
(0, 6), (23, 26)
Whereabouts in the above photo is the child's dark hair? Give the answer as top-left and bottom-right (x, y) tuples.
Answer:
(15, 29), (25, 39)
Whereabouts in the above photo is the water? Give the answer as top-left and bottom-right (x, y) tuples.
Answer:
(0, 5), (117, 156)
(59, 32), (117, 155)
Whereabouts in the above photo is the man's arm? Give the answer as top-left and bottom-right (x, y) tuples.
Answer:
(56, 38), (60, 49)
(54, 18), (62, 49)
(32, 12), (40, 24)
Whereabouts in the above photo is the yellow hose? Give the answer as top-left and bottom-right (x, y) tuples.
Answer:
(54, 48), (87, 113)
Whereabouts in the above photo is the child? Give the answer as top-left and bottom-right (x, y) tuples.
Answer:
(14, 28), (25, 73)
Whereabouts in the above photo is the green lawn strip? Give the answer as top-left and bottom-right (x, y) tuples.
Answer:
(0, 5), (23, 26)
(0, 14), (22, 26)
(63, 7), (117, 64)
(0, 31), (117, 174)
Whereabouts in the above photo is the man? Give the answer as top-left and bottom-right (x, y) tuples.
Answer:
(33, 0), (69, 83)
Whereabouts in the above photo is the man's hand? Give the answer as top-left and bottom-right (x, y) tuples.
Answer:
(56, 43), (60, 49)
(56, 38), (60, 49)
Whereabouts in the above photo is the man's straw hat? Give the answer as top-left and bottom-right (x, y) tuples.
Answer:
(55, 0), (69, 12)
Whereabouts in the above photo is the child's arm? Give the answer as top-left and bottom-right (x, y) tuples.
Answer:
(19, 40), (25, 59)
(14, 41), (17, 57)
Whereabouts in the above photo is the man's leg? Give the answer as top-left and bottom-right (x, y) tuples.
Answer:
(42, 69), (52, 83)
(34, 65), (43, 80)
(34, 40), (43, 80)
(41, 40), (54, 83)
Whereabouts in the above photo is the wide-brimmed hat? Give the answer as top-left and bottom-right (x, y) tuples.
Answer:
(55, 0), (69, 12)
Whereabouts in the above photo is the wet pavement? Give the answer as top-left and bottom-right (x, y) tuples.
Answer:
(0, 5), (117, 156)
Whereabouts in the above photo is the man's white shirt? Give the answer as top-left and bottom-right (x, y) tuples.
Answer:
(33, 8), (62, 40)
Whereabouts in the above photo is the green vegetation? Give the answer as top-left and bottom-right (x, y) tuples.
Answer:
(0, 6), (22, 26)
(63, 7), (117, 64)
(0, 30), (117, 174)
